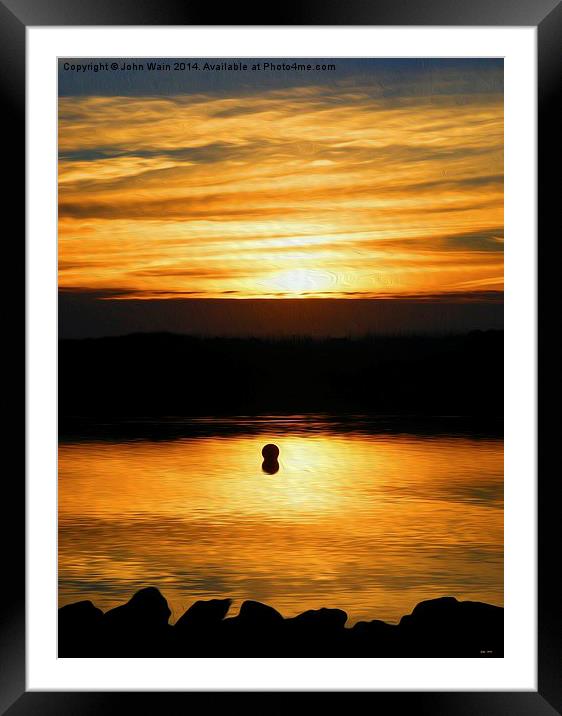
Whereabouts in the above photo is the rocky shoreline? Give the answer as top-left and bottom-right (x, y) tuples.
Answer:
(58, 588), (503, 657)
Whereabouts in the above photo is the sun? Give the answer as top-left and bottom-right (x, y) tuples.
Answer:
(262, 268), (336, 296)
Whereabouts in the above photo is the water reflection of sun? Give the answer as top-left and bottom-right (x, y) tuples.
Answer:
(59, 431), (504, 623)
(58, 433), (503, 525)
(254, 437), (365, 516)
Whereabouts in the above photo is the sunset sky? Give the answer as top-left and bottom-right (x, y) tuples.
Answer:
(58, 59), (504, 304)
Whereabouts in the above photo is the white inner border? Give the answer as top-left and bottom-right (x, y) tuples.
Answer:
(27, 26), (537, 691)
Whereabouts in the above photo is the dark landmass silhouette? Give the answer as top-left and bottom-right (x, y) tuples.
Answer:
(58, 587), (503, 658)
(59, 330), (503, 429)
(58, 293), (504, 340)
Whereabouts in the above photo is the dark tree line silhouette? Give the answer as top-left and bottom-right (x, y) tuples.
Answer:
(59, 330), (503, 423)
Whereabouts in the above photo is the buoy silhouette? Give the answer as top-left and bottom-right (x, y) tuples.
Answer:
(262, 444), (280, 474)
(262, 444), (280, 460)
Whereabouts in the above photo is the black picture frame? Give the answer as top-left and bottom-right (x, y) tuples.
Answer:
(7, 0), (559, 713)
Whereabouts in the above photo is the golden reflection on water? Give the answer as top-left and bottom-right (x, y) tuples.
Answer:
(59, 424), (503, 624)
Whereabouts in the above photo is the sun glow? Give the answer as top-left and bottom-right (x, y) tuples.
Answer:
(261, 268), (337, 296)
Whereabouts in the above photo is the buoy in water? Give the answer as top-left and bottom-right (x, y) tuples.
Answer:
(262, 443), (280, 460)
(261, 443), (280, 474)
(262, 459), (279, 475)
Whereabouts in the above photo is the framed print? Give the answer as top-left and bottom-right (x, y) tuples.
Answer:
(8, 0), (560, 713)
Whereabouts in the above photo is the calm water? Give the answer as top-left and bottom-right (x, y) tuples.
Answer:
(58, 416), (503, 625)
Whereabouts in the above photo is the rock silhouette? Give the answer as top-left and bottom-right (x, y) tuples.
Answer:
(290, 607), (348, 629)
(102, 586), (173, 656)
(397, 596), (504, 657)
(351, 618), (400, 656)
(237, 599), (284, 624)
(58, 600), (104, 657)
(58, 589), (503, 658)
(286, 607), (349, 653)
(175, 598), (232, 631)
(219, 600), (285, 655)
(174, 598), (232, 657)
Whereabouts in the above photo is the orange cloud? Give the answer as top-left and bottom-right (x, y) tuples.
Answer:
(58, 81), (503, 299)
